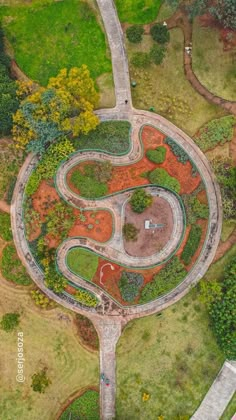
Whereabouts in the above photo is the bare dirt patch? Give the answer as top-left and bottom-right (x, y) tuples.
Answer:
(69, 209), (113, 243)
(123, 197), (174, 257)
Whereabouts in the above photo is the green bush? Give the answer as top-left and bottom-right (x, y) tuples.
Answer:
(149, 44), (166, 65)
(209, 257), (236, 359)
(194, 116), (236, 152)
(0, 312), (20, 332)
(148, 168), (180, 193)
(146, 146), (166, 163)
(165, 137), (189, 164)
(130, 189), (152, 213)
(74, 121), (131, 155)
(126, 25), (144, 43)
(181, 224), (202, 265)
(182, 195), (209, 224)
(60, 390), (99, 420)
(119, 271), (144, 302)
(74, 288), (98, 308)
(31, 368), (51, 393)
(140, 257), (187, 303)
(0, 244), (32, 285)
(150, 24), (170, 44)
(123, 223), (139, 241)
(0, 212), (12, 241)
(131, 52), (151, 68)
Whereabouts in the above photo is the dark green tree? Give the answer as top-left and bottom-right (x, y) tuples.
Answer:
(126, 25), (144, 43)
(150, 24), (170, 44)
(130, 189), (152, 213)
(0, 312), (20, 332)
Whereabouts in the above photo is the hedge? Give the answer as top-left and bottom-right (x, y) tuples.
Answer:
(148, 168), (180, 193)
(0, 212), (12, 241)
(181, 224), (202, 265)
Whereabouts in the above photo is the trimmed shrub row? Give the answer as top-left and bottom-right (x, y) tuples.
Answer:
(181, 224), (202, 265)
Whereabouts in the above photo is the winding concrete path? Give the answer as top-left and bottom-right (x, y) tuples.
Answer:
(191, 361), (236, 420)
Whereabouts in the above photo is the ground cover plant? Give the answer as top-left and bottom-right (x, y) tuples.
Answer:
(118, 271), (144, 302)
(74, 288), (98, 308)
(70, 162), (111, 198)
(127, 29), (224, 135)
(60, 390), (99, 420)
(192, 21), (236, 100)
(76, 314), (99, 351)
(148, 167), (181, 193)
(0, 212), (12, 241)
(0, 244), (32, 285)
(115, 0), (162, 24)
(73, 121), (131, 154)
(146, 145), (166, 163)
(0, 0), (112, 87)
(67, 248), (99, 281)
(181, 224), (202, 265)
(140, 256), (187, 303)
(116, 287), (224, 418)
(0, 280), (99, 418)
(194, 116), (236, 151)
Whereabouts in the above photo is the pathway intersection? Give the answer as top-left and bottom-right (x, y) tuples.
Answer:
(10, 1), (227, 419)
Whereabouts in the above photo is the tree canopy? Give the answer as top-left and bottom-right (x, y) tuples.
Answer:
(13, 66), (99, 153)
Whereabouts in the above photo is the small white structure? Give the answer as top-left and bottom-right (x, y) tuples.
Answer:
(145, 220), (165, 230)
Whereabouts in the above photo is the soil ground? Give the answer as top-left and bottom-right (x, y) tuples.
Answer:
(123, 197), (173, 257)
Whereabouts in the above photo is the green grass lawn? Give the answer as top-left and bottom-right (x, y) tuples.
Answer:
(60, 390), (99, 420)
(0, 139), (23, 202)
(221, 392), (236, 420)
(128, 29), (225, 136)
(0, 276), (99, 419)
(0, 0), (112, 91)
(115, 0), (163, 24)
(0, 243), (32, 285)
(116, 288), (224, 419)
(192, 22), (236, 101)
(221, 219), (236, 242)
(67, 247), (99, 280)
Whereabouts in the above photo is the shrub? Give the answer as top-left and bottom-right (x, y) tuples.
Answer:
(31, 368), (51, 393)
(6, 175), (17, 204)
(119, 271), (144, 302)
(74, 288), (98, 308)
(148, 168), (180, 193)
(0, 312), (20, 332)
(164, 137), (189, 164)
(0, 244), (32, 285)
(146, 146), (166, 163)
(140, 257), (187, 303)
(181, 224), (202, 265)
(130, 189), (152, 213)
(211, 158), (236, 220)
(194, 116), (236, 152)
(25, 171), (42, 196)
(60, 390), (99, 420)
(0, 212), (12, 241)
(131, 52), (151, 68)
(30, 290), (55, 309)
(46, 202), (75, 240)
(123, 223), (139, 241)
(208, 257), (236, 359)
(182, 195), (209, 224)
(45, 266), (67, 293)
(76, 314), (99, 350)
(149, 44), (166, 65)
(126, 25), (144, 43)
(150, 24), (170, 44)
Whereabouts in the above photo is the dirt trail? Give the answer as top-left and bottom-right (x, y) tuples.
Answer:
(0, 200), (10, 213)
(214, 229), (236, 262)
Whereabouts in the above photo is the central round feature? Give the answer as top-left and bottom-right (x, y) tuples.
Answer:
(123, 194), (174, 258)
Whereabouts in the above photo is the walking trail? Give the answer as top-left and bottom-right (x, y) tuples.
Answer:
(10, 1), (233, 419)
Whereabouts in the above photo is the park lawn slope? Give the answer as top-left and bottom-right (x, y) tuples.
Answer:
(116, 288), (224, 418)
(115, 0), (162, 24)
(0, 277), (99, 419)
(0, 0), (112, 87)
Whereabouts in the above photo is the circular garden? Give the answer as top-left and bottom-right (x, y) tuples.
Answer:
(18, 115), (215, 313)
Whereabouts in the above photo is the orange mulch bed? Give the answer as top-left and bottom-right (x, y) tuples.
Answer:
(32, 179), (60, 222)
(67, 125), (201, 196)
(69, 209), (113, 243)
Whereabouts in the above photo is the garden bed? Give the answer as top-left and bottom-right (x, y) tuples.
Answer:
(123, 196), (174, 257)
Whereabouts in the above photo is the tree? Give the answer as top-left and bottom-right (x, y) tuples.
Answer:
(146, 146), (166, 163)
(31, 368), (51, 393)
(0, 312), (20, 332)
(123, 223), (139, 241)
(149, 44), (166, 65)
(130, 189), (153, 213)
(150, 24), (170, 44)
(13, 66), (99, 153)
(126, 25), (144, 43)
(210, 0), (236, 29)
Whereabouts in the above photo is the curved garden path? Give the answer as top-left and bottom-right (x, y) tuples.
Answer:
(142, 8), (236, 115)
(10, 1), (224, 419)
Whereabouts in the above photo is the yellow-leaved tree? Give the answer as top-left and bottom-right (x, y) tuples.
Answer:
(13, 65), (99, 153)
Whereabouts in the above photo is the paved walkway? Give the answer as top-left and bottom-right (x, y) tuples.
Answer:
(191, 361), (236, 420)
